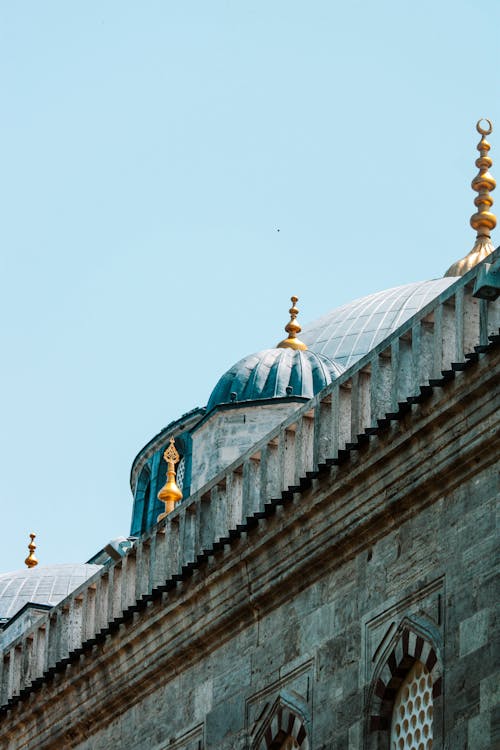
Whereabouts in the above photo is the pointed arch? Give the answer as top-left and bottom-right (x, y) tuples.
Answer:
(366, 616), (442, 745)
(253, 690), (310, 750)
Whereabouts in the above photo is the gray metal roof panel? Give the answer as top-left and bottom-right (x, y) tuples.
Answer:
(0, 564), (101, 620)
(302, 278), (457, 367)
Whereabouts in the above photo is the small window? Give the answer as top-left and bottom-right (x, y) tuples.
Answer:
(390, 660), (433, 749)
(177, 456), (186, 491)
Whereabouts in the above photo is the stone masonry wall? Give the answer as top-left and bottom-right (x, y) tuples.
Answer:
(190, 401), (302, 493)
(37, 465), (495, 750)
(1, 332), (497, 749)
(1, 255), (499, 749)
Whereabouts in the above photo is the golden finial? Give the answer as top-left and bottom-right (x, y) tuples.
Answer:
(276, 296), (308, 350)
(24, 533), (38, 569)
(157, 437), (183, 521)
(445, 119), (496, 277)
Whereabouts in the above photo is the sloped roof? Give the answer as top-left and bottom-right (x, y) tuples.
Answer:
(206, 347), (344, 412)
(302, 278), (457, 368)
(0, 564), (101, 621)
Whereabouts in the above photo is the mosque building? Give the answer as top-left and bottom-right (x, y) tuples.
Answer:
(0, 121), (498, 749)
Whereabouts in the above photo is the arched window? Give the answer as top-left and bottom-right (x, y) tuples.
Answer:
(176, 456), (186, 491)
(390, 660), (433, 749)
(367, 621), (442, 749)
(130, 464), (152, 536)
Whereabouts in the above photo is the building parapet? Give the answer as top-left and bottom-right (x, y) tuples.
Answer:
(1, 251), (499, 711)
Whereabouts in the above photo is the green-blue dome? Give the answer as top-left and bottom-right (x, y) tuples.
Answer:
(207, 347), (344, 412)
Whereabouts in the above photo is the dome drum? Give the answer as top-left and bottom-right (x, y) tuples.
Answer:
(189, 347), (344, 493)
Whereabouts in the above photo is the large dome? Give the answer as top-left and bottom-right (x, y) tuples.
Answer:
(302, 278), (457, 368)
(207, 347), (344, 412)
(0, 563), (101, 621)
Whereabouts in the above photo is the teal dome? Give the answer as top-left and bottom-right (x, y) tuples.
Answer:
(207, 347), (344, 412)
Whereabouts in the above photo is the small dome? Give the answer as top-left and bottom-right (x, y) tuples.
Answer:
(0, 563), (101, 621)
(301, 278), (457, 368)
(207, 348), (344, 412)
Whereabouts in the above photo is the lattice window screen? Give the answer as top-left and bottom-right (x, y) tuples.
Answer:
(390, 660), (433, 750)
(176, 457), (185, 491)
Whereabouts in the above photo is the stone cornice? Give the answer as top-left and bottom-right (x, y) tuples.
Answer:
(1, 255), (499, 749)
(2, 338), (498, 748)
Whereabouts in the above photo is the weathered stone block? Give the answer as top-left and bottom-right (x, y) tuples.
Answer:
(459, 609), (490, 657)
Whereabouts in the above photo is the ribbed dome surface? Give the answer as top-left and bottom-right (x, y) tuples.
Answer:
(301, 278), (457, 368)
(0, 563), (101, 621)
(207, 348), (344, 412)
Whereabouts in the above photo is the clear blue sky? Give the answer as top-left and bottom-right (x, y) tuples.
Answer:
(1, 1), (498, 571)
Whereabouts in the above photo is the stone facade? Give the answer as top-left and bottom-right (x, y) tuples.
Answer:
(190, 400), (306, 493)
(0, 256), (498, 749)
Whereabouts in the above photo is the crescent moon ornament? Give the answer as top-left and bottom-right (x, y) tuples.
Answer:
(444, 119), (496, 276)
(476, 118), (493, 136)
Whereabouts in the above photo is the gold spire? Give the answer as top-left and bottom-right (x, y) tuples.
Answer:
(445, 119), (496, 277)
(276, 296), (307, 350)
(24, 533), (38, 569)
(157, 438), (183, 521)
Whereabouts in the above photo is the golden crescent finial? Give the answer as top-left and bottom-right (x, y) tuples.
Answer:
(445, 120), (496, 277)
(477, 118), (493, 136)
(277, 295), (308, 351)
(157, 437), (183, 521)
(24, 532), (38, 568)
